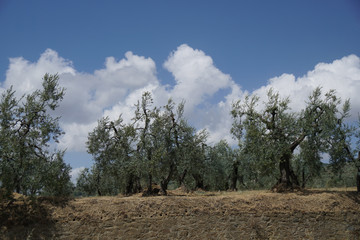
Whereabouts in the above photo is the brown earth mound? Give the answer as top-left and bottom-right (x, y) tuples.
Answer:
(1, 188), (360, 239)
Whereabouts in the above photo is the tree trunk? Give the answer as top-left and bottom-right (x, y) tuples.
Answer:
(356, 167), (360, 193)
(142, 173), (160, 196)
(273, 134), (305, 191)
(15, 184), (21, 194)
(160, 163), (175, 195)
(125, 174), (134, 195)
(192, 173), (205, 190)
(147, 174), (153, 192)
(160, 181), (167, 196)
(134, 176), (142, 193)
(238, 175), (246, 188)
(125, 173), (141, 195)
(301, 167), (306, 188)
(160, 178), (169, 196)
(97, 189), (102, 196)
(230, 162), (239, 191)
(273, 152), (300, 192)
(14, 173), (21, 194)
(96, 172), (102, 196)
(178, 169), (187, 186)
(279, 159), (291, 187)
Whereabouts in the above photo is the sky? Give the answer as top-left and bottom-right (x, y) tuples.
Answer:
(1, 0), (360, 182)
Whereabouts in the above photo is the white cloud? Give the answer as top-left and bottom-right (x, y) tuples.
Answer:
(93, 52), (158, 107)
(58, 122), (98, 152)
(4, 49), (75, 95)
(2, 45), (359, 161)
(102, 82), (162, 124)
(2, 49), (160, 152)
(252, 54), (360, 117)
(205, 83), (245, 146)
(164, 44), (233, 112)
(70, 167), (85, 184)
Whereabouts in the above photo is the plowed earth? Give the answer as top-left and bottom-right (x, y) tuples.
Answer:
(1, 188), (360, 239)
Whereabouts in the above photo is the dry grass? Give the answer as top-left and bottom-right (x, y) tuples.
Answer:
(1, 187), (360, 239)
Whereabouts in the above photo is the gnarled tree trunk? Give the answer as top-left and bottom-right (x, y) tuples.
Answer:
(272, 136), (305, 192)
(356, 167), (360, 193)
(192, 173), (205, 190)
(229, 162), (239, 191)
(273, 152), (300, 192)
(178, 169), (187, 187)
(160, 163), (175, 195)
(125, 174), (142, 195)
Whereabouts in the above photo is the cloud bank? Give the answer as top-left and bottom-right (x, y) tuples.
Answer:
(2, 45), (360, 164)
(253, 54), (360, 113)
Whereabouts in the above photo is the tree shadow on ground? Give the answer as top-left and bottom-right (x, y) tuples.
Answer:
(0, 196), (71, 239)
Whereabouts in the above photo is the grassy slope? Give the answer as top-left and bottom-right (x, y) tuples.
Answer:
(1, 188), (360, 239)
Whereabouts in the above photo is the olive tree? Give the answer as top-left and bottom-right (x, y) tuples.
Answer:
(86, 116), (140, 195)
(149, 98), (195, 194)
(231, 88), (348, 191)
(328, 111), (360, 192)
(85, 92), (208, 195)
(205, 140), (243, 191)
(175, 127), (208, 191)
(0, 74), (72, 197)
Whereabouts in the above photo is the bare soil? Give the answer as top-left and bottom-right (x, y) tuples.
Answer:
(1, 188), (360, 239)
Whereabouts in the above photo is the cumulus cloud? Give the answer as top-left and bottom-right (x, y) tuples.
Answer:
(3, 49), (75, 95)
(93, 52), (158, 107)
(2, 45), (360, 168)
(205, 83), (245, 145)
(252, 54), (360, 117)
(102, 44), (238, 145)
(2, 49), (160, 152)
(164, 44), (233, 113)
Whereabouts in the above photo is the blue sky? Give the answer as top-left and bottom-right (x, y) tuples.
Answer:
(2, 1), (359, 89)
(1, 0), (360, 181)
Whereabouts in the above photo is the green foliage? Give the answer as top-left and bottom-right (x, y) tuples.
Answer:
(86, 116), (139, 195)
(204, 140), (244, 191)
(327, 112), (360, 191)
(74, 168), (97, 196)
(41, 151), (74, 197)
(231, 87), (350, 189)
(205, 140), (231, 190)
(305, 162), (357, 189)
(1, 73), (358, 198)
(0, 74), (72, 197)
(84, 92), (208, 195)
(292, 148), (322, 188)
(81, 87), (359, 195)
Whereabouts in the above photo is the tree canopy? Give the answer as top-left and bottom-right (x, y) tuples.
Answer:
(79, 88), (360, 195)
(0, 74), (72, 197)
(83, 93), (211, 195)
(231, 88), (351, 191)
(1, 74), (358, 199)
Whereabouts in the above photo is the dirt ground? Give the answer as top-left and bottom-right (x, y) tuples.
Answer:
(1, 188), (360, 239)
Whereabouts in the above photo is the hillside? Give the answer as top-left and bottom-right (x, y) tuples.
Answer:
(1, 188), (360, 239)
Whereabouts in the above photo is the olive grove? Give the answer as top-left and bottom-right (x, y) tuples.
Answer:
(78, 88), (360, 195)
